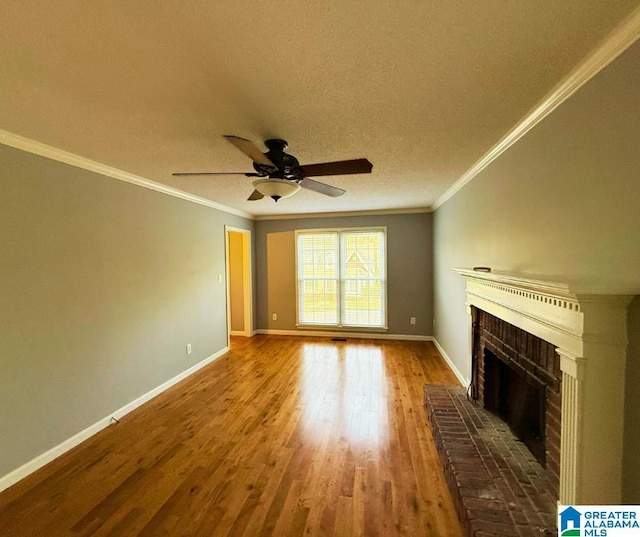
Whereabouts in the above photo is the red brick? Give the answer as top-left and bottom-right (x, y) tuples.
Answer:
(471, 520), (516, 536)
(462, 497), (506, 511)
(469, 509), (514, 526)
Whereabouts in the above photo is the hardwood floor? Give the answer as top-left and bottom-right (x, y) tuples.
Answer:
(0, 336), (463, 536)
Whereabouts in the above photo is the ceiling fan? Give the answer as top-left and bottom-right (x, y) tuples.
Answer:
(173, 136), (373, 202)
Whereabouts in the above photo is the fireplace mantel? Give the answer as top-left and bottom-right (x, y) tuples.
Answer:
(453, 268), (635, 356)
(454, 268), (637, 504)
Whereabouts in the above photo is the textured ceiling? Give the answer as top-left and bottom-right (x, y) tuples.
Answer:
(1, 1), (638, 217)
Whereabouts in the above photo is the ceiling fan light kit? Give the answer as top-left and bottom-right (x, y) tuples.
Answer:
(173, 135), (372, 202)
(252, 178), (301, 202)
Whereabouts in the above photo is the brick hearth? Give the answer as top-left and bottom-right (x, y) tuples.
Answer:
(424, 385), (556, 536)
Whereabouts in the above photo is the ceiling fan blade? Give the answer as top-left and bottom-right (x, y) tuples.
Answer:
(223, 135), (276, 167)
(299, 158), (372, 177)
(172, 171), (259, 176)
(247, 189), (264, 201)
(300, 178), (345, 197)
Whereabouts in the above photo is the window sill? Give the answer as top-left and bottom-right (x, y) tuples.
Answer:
(295, 324), (389, 332)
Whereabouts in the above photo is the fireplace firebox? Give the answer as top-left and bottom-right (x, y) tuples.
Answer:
(471, 308), (562, 495)
(483, 348), (546, 465)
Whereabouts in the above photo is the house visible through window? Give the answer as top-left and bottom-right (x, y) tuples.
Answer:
(296, 228), (386, 329)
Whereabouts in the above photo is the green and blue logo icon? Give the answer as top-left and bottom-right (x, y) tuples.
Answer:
(559, 506), (582, 536)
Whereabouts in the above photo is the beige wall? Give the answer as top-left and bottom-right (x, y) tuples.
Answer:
(0, 145), (253, 479)
(229, 231), (244, 332)
(433, 42), (640, 502)
(624, 297), (640, 501)
(265, 231), (298, 329)
(255, 213), (433, 336)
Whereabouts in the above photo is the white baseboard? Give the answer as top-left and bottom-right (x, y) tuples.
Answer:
(256, 329), (431, 341)
(229, 330), (258, 337)
(431, 338), (469, 387)
(0, 346), (229, 494)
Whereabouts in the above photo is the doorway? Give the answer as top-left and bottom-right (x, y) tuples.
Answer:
(225, 226), (253, 343)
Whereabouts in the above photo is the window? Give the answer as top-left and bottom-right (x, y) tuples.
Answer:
(296, 228), (386, 329)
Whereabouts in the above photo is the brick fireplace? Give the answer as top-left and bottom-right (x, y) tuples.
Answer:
(472, 309), (562, 497)
(448, 269), (635, 504)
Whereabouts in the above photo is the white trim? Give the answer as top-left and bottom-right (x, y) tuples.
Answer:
(0, 129), (252, 219)
(452, 268), (636, 355)
(432, 338), (469, 387)
(0, 133), (432, 220)
(0, 346), (228, 493)
(557, 348), (586, 381)
(256, 329), (430, 341)
(255, 207), (431, 220)
(294, 225), (388, 234)
(225, 231), (231, 347)
(433, 5), (640, 210)
(241, 231), (253, 337)
(295, 324), (389, 332)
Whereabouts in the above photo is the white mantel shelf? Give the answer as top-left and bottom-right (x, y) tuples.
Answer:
(453, 268), (640, 296)
(453, 268), (636, 357)
(454, 268), (638, 505)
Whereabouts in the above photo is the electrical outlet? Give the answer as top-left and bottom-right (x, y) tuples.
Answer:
(186, 343), (192, 355)
(410, 317), (416, 325)
(218, 274), (222, 283)
(272, 313), (278, 321)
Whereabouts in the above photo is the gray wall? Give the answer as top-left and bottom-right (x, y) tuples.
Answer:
(0, 144), (253, 478)
(433, 42), (640, 502)
(255, 212), (433, 337)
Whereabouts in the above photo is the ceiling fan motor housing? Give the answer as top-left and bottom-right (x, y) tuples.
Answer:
(252, 139), (302, 180)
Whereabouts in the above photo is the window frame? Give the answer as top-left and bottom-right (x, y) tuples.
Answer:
(294, 226), (388, 331)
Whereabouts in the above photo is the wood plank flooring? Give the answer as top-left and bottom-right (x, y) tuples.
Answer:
(0, 336), (463, 536)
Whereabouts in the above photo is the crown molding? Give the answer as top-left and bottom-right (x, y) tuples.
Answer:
(254, 206), (431, 221)
(0, 129), (253, 220)
(433, 5), (640, 211)
(0, 129), (430, 221)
